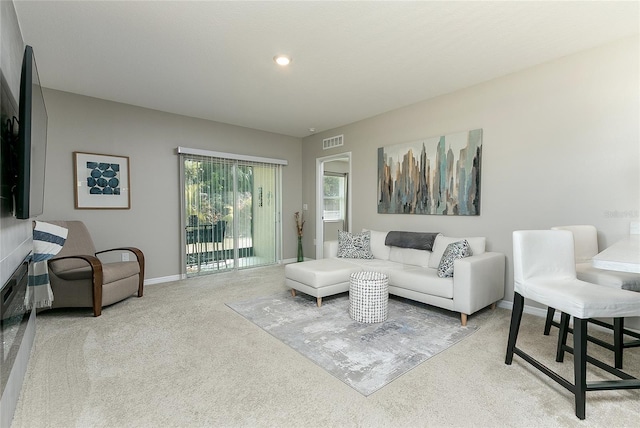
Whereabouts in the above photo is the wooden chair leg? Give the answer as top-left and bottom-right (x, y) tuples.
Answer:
(92, 283), (102, 316)
(91, 264), (103, 317)
(556, 312), (570, 362)
(132, 248), (145, 297)
(573, 317), (588, 420)
(505, 292), (524, 365)
(614, 317), (624, 369)
(137, 274), (144, 297)
(544, 307), (556, 335)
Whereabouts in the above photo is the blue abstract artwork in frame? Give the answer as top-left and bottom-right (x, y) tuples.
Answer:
(86, 161), (121, 195)
(378, 128), (482, 216)
(74, 151), (130, 209)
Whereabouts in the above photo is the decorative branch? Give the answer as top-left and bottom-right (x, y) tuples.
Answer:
(294, 211), (305, 237)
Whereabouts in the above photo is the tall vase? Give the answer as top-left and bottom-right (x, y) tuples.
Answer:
(297, 236), (304, 262)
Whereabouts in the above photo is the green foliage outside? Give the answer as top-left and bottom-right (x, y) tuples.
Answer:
(184, 159), (253, 237)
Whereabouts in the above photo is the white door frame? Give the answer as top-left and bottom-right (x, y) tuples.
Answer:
(315, 152), (352, 259)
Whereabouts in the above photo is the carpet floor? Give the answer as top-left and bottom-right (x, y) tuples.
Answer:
(10, 264), (640, 427)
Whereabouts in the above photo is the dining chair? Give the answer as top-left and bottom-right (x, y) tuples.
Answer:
(506, 230), (640, 420)
(550, 225), (640, 290)
(544, 225), (640, 368)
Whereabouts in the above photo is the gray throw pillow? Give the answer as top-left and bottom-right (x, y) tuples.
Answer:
(337, 230), (374, 259)
(437, 240), (472, 278)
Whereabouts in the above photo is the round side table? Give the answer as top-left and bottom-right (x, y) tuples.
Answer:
(349, 271), (389, 323)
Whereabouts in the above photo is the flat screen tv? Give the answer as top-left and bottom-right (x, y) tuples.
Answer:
(1, 71), (19, 213)
(15, 45), (48, 219)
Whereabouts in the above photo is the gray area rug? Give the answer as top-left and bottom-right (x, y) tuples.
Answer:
(227, 291), (478, 396)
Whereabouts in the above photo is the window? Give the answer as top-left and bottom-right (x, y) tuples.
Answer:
(323, 173), (346, 221)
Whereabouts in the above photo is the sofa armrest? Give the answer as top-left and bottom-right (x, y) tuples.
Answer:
(96, 247), (145, 297)
(323, 240), (339, 258)
(452, 252), (505, 315)
(48, 255), (104, 316)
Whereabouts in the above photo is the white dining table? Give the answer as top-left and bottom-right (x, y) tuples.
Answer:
(592, 235), (640, 274)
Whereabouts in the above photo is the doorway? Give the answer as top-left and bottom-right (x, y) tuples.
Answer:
(180, 150), (283, 276)
(315, 152), (352, 258)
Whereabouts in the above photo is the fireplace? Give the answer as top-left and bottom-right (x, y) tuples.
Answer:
(1, 258), (30, 396)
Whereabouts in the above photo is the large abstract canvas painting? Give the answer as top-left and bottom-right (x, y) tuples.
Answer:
(378, 128), (482, 215)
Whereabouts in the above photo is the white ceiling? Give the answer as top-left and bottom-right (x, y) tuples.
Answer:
(13, 1), (640, 138)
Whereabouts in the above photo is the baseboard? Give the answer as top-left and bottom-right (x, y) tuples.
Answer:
(496, 299), (548, 318)
(143, 274), (184, 285)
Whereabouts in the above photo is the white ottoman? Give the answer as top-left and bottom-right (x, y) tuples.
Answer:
(349, 271), (389, 323)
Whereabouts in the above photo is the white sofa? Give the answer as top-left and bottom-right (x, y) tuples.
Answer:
(285, 230), (505, 325)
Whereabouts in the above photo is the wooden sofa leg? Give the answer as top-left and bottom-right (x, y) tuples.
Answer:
(491, 302), (497, 310)
(461, 313), (468, 326)
(317, 297), (322, 307)
(290, 289), (296, 297)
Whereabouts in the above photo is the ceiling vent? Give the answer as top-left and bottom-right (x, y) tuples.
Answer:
(323, 134), (344, 150)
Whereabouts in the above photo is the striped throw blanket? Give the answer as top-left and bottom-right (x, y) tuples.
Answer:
(26, 221), (68, 309)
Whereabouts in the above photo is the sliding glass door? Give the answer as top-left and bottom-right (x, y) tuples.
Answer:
(181, 153), (280, 276)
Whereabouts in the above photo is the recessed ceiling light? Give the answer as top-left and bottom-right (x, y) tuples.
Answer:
(274, 55), (291, 66)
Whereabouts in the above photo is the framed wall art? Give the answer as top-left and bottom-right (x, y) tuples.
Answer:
(378, 128), (482, 216)
(73, 151), (130, 209)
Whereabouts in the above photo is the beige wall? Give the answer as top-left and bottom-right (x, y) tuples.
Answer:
(301, 36), (640, 310)
(40, 90), (302, 280)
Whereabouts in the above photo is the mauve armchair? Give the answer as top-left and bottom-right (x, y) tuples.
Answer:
(46, 221), (144, 316)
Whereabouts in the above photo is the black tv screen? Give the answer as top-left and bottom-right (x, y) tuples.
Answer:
(1, 72), (19, 212)
(16, 45), (47, 219)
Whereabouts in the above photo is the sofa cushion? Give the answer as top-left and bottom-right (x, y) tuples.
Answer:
(323, 240), (339, 258)
(389, 266), (454, 299)
(285, 258), (361, 288)
(342, 258), (398, 276)
(389, 247), (430, 267)
(363, 229), (390, 260)
(54, 260), (140, 282)
(437, 240), (472, 278)
(337, 230), (374, 259)
(428, 235), (486, 269)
